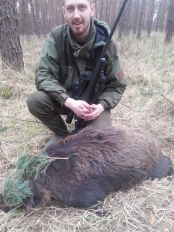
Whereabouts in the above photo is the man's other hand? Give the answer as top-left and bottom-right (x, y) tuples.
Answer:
(64, 98), (104, 121)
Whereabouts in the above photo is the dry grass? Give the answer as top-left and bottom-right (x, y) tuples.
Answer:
(0, 32), (174, 232)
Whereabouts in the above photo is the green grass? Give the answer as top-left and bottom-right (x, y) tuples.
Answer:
(0, 85), (13, 99)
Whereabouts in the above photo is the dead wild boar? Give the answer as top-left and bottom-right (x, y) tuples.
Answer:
(0, 127), (173, 212)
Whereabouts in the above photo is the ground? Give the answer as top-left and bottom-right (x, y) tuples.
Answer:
(0, 32), (174, 231)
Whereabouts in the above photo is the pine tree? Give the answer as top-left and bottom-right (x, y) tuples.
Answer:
(0, 0), (24, 70)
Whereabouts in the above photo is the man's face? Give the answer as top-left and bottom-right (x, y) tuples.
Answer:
(62, 0), (95, 41)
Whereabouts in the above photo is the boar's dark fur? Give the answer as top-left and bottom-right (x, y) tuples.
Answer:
(13, 127), (174, 210)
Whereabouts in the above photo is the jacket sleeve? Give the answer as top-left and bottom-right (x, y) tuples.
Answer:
(98, 40), (127, 109)
(35, 31), (68, 106)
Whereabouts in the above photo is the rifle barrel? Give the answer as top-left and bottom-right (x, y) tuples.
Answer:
(82, 58), (105, 103)
(100, 0), (128, 58)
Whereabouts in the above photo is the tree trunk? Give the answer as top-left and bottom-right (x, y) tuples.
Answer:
(165, 0), (174, 43)
(18, 0), (22, 34)
(99, 0), (104, 20)
(52, 0), (57, 27)
(118, 0), (126, 40)
(35, 0), (40, 35)
(21, 0), (30, 35)
(103, 0), (107, 21)
(155, 0), (163, 32)
(133, 0), (139, 35)
(136, 0), (146, 39)
(54, 0), (59, 26)
(111, 0), (118, 26)
(160, 0), (167, 32)
(48, 0), (53, 30)
(146, 0), (155, 37)
(29, 0), (37, 34)
(0, 0), (24, 70)
(125, 0), (132, 36)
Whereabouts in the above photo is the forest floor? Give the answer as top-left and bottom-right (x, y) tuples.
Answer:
(0, 32), (174, 232)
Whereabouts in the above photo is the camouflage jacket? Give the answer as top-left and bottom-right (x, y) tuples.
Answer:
(35, 18), (126, 109)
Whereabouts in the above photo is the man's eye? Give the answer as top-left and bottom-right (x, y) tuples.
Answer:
(79, 5), (86, 10)
(67, 6), (73, 12)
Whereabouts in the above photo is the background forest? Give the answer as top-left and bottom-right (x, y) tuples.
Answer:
(16, 0), (174, 41)
(15, 0), (174, 40)
(0, 0), (174, 231)
(0, 0), (174, 70)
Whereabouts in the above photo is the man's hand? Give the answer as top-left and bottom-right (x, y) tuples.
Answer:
(64, 98), (104, 121)
(83, 103), (104, 121)
(64, 98), (93, 119)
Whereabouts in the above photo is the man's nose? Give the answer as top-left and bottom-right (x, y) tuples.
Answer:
(73, 8), (80, 18)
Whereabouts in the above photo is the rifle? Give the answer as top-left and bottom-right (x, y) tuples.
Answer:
(66, 0), (128, 132)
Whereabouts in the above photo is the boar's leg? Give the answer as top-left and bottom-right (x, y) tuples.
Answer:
(66, 177), (113, 209)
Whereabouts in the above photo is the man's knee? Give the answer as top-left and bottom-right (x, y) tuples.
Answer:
(26, 91), (53, 116)
(27, 91), (39, 115)
(87, 110), (112, 129)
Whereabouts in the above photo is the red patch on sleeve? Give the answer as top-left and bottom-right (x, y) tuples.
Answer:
(117, 69), (124, 81)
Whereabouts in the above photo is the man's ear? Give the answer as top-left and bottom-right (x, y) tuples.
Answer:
(62, 7), (66, 18)
(90, 4), (95, 17)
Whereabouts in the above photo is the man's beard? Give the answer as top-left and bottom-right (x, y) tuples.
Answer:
(71, 22), (90, 38)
